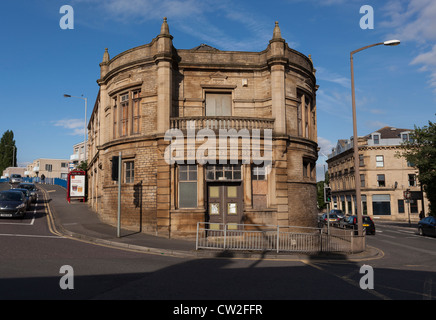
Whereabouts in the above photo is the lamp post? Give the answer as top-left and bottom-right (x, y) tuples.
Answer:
(63, 94), (88, 167)
(350, 40), (400, 236)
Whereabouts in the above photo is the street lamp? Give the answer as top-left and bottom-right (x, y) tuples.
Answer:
(350, 40), (400, 237)
(63, 94), (88, 167)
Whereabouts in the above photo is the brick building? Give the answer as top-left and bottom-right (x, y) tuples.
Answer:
(87, 19), (319, 238)
(327, 127), (429, 221)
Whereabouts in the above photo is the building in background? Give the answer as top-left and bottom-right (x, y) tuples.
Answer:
(26, 158), (70, 180)
(87, 19), (319, 238)
(327, 126), (429, 221)
(70, 141), (87, 169)
(2, 167), (26, 179)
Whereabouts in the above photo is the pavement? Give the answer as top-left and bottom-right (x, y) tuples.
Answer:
(37, 183), (384, 261)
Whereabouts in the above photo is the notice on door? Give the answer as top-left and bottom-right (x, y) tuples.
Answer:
(70, 175), (85, 197)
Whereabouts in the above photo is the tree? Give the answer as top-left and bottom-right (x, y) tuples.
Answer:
(317, 180), (327, 211)
(0, 130), (17, 174)
(77, 160), (87, 172)
(400, 118), (436, 216)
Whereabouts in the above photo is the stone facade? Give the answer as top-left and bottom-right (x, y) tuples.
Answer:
(87, 19), (319, 238)
(327, 127), (430, 221)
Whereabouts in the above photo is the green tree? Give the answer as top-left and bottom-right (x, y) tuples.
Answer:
(317, 180), (327, 210)
(77, 160), (88, 171)
(0, 130), (17, 174)
(400, 118), (436, 216)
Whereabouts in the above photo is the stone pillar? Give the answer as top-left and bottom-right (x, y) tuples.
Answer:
(268, 22), (287, 136)
(156, 17), (173, 135)
(155, 18), (173, 237)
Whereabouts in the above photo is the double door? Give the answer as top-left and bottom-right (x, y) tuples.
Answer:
(207, 182), (243, 230)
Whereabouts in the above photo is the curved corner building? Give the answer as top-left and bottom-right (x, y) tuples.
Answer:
(87, 18), (319, 238)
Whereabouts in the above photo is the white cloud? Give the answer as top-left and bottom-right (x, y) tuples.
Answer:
(316, 67), (350, 89)
(382, 0), (436, 93)
(316, 137), (335, 182)
(53, 119), (86, 136)
(382, 0), (436, 43)
(318, 136), (335, 157)
(364, 120), (389, 130)
(411, 45), (436, 91)
(72, 0), (280, 51)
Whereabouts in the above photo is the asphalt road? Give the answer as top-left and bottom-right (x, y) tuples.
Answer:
(1, 182), (435, 304)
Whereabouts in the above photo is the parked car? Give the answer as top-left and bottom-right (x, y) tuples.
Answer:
(418, 216), (436, 237)
(329, 209), (345, 220)
(11, 188), (32, 210)
(17, 183), (37, 203)
(10, 174), (22, 184)
(318, 212), (341, 227)
(0, 190), (27, 218)
(339, 215), (376, 235)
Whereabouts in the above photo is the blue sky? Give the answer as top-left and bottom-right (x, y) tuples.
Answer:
(1, 0), (435, 180)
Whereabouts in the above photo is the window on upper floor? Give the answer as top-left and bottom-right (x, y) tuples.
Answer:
(359, 154), (364, 167)
(120, 93), (129, 137)
(376, 155), (384, 167)
(132, 90), (141, 134)
(377, 174), (385, 187)
(112, 89), (142, 139)
(408, 174), (416, 187)
(373, 134), (380, 144)
(360, 174), (365, 187)
(205, 93), (232, 116)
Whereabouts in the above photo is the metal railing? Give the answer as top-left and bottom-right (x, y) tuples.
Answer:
(196, 222), (365, 254)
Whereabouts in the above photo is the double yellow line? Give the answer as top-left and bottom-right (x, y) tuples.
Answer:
(39, 187), (63, 237)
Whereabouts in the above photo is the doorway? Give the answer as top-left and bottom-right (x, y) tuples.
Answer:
(207, 182), (243, 230)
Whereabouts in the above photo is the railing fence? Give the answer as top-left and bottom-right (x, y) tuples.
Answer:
(196, 222), (365, 254)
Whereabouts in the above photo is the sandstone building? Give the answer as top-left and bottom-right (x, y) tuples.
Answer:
(327, 127), (429, 221)
(87, 19), (319, 238)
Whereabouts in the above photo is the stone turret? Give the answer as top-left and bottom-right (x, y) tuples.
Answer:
(268, 21), (286, 136)
(99, 48), (110, 78)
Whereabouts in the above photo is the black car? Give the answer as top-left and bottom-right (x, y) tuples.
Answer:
(418, 216), (436, 237)
(339, 215), (376, 235)
(17, 183), (37, 203)
(0, 190), (27, 218)
(12, 188), (32, 210)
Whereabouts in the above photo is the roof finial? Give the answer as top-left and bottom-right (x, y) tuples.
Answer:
(273, 21), (282, 39)
(102, 48), (110, 63)
(160, 17), (170, 35)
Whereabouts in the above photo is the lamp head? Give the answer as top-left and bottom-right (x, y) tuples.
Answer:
(63, 94), (71, 98)
(384, 40), (400, 46)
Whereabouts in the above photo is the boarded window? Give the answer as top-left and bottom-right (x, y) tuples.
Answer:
(205, 93), (231, 116)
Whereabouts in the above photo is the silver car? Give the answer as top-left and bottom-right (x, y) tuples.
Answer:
(10, 174), (22, 184)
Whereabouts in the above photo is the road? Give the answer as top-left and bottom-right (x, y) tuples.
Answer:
(0, 182), (435, 304)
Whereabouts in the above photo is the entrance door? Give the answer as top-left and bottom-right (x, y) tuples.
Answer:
(207, 183), (243, 230)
